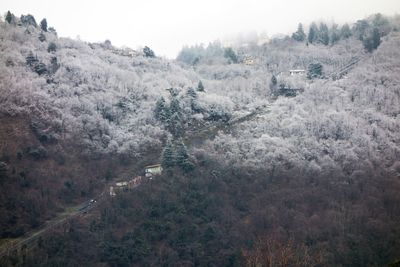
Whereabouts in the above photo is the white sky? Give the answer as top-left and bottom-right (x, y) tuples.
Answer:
(1, 0), (399, 58)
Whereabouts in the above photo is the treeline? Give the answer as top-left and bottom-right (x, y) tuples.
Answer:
(292, 13), (392, 52)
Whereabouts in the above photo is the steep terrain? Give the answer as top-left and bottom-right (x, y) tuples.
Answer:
(1, 12), (400, 266)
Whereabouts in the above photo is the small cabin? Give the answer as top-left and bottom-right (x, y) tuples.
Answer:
(289, 69), (306, 76)
(145, 164), (163, 178)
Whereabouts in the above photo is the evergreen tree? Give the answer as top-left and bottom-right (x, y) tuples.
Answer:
(363, 27), (381, 52)
(26, 52), (38, 66)
(169, 97), (182, 117)
(38, 32), (46, 42)
(169, 113), (184, 138)
(340, 24), (352, 39)
(143, 46), (155, 58)
(318, 23), (330, 45)
(154, 97), (170, 123)
(292, 23), (306, 42)
(5, 11), (13, 24)
(307, 63), (323, 79)
(308, 22), (318, 43)
(330, 24), (340, 45)
(47, 42), (57, 52)
(162, 141), (175, 168)
(197, 80), (205, 92)
(353, 20), (369, 40)
(224, 47), (238, 63)
(176, 142), (194, 172)
(40, 18), (47, 32)
(34, 62), (47, 75)
(187, 87), (197, 99)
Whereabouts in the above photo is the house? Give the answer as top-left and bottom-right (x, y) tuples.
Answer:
(110, 186), (116, 197)
(145, 164), (163, 178)
(289, 69), (306, 76)
(243, 56), (255, 65)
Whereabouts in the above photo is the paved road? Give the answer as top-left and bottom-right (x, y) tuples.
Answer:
(0, 192), (105, 259)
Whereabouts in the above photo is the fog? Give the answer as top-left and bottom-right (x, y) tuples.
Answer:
(1, 0), (399, 57)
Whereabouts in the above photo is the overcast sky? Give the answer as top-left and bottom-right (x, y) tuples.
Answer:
(1, 0), (400, 58)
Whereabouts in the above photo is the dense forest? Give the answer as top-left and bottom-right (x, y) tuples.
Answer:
(0, 10), (400, 266)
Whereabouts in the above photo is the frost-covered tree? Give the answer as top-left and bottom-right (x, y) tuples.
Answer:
(40, 18), (47, 32)
(20, 14), (37, 27)
(340, 24), (352, 39)
(292, 23), (306, 42)
(363, 27), (381, 52)
(308, 22), (318, 43)
(330, 24), (340, 45)
(307, 63), (323, 79)
(318, 23), (330, 45)
(26, 52), (38, 66)
(224, 47), (238, 63)
(197, 80), (205, 92)
(154, 97), (170, 123)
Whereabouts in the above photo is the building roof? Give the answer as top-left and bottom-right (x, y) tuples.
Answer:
(145, 164), (162, 168)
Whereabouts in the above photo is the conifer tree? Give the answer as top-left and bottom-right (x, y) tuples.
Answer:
(5, 11), (12, 24)
(162, 141), (175, 168)
(154, 97), (169, 123)
(40, 18), (47, 32)
(292, 23), (306, 42)
(308, 22), (318, 43)
(197, 80), (205, 92)
(176, 141), (194, 172)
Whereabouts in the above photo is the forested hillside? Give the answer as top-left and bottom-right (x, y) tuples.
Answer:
(1, 11), (400, 266)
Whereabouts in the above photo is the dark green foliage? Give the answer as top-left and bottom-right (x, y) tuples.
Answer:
(197, 80), (204, 92)
(47, 42), (57, 52)
(20, 14), (37, 27)
(26, 52), (38, 66)
(48, 27), (57, 36)
(5, 11), (13, 24)
(330, 24), (341, 45)
(353, 19), (370, 40)
(169, 113), (184, 138)
(26, 146), (47, 160)
(143, 46), (155, 58)
(40, 18), (47, 32)
(175, 142), (194, 172)
(307, 63), (323, 79)
(38, 32), (46, 42)
(308, 22), (318, 43)
(318, 23), (330, 45)
(340, 23), (352, 39)
(162, 141), (175, 168)
(186, 87), (197, 99)
(224, 47), (238, 63)
(271, 75), (277, 86)
(34, 62), (47, 75)
(363, 27), (381, 52)
(49, 57), (60, 74)
(292, 23), (306, 42)
(154, 96), (169, 123)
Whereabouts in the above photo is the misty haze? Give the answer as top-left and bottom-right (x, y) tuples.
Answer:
(0, 1), (400, 266)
